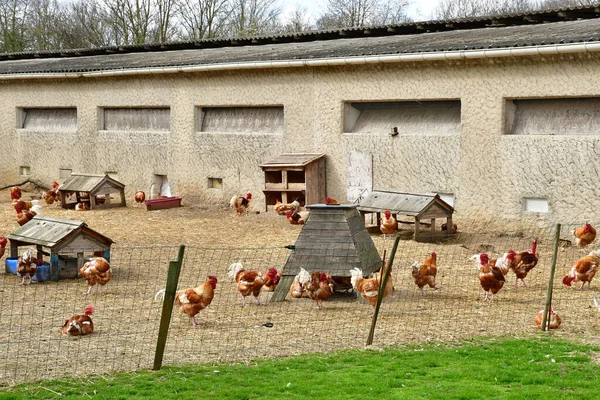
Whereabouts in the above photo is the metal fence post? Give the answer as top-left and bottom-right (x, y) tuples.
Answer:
(541, 224), (561, 330)
(153, 245), (185, 370)
(367, 236), (400, 346)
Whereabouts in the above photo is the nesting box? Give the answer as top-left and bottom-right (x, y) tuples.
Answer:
(260, 153), (326, 211)
(271, 204), (382, 302)
(6, 216), (113, 281)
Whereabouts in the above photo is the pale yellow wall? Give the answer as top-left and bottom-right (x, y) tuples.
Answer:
(1, 53), (599, 224)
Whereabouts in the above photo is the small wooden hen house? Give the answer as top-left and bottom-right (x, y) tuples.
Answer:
(358, 190), (455, 242)
(271, 203), (382, 302)
(6, 215), (113, 281)
(59, 173), (126, 210)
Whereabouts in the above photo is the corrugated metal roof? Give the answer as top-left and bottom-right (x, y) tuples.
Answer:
(0, 7), (599, 75)
(358, 190), (454, 216)
(59, 173), (125, 192)
(260, 153), (325, 167)
(7, 216), (85, 247)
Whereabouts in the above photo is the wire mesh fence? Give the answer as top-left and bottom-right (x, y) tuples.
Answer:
(1, 222), (599, 385)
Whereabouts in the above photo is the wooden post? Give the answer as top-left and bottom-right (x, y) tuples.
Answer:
(153, 245), (185, 370)
(367, 238), (399, 346)
(541, 225), (560, 330)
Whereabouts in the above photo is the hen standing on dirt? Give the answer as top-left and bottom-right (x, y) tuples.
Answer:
(79, 257), (112, 296)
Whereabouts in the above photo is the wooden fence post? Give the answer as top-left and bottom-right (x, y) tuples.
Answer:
(153, 245), (185, 370)
(367, 236), (400, 346)
(541, 224), (561, 331)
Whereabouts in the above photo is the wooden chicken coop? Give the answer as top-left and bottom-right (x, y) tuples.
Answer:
(260, 153), (326, 211)
(358, 190), (455, 242)
(59, 173), (126, 210)
(5, 215), (113, 281)
(271, 203), (382, 302)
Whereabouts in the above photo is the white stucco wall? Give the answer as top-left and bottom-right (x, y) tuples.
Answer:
(1, 53), (599, 225)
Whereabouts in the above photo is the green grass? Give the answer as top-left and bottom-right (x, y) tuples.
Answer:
(1, 336), (599, 399)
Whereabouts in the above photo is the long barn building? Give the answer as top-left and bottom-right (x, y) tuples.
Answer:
(2, 5), (600, 224)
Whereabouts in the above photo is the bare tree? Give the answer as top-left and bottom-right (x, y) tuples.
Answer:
(152, 0), (178, 42)
(535, 0), (596, 7)
(177, 0), (229, 40)
(27, 0), (65, 50)
(62, 0), (114, 48)
(226, 0), (281, 37)
(280, 5), (314, 33)
(0, 0), (29, 52)
(433, 0), (537, 19)
(316, 0), (411, 29)
(103, 0), (153, 45)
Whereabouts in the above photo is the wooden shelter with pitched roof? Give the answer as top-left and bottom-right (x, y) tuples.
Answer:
(59, 173), (126, 210)
(271, 203), (382, 302)
(358, 190), (455, 242)
(260, 153), (326, 211)
(6, 215), (113, 281)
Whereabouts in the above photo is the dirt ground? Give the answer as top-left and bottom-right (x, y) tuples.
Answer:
(0, 185), (598, 385)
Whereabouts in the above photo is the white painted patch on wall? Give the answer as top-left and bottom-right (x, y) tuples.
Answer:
(438, 193), (455, 207)
(523, 198), (549, 213)
(347, 151), (372, 203)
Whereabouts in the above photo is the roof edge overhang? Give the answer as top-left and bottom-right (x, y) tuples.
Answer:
(2, 41), (600, 81)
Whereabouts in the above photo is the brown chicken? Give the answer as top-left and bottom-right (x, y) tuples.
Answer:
(10, 186), (22, 201)
(350, 264), (393, 307)
(573, 221), (596, 248)
(509, 239), (539, 288)
(62, 305), (95, 336)
(262, 268), (281, 292)
(289, 267), (310, 298)
(441, 223), (458, 234)
(380, 210), (397, 239)
(563, 251), (599, 290)
(75, 202), (90, 211)
(174, 276), (218, 327)
(17, 249), (38, 285)
(325, 197), (340, 205)
(230, 193), (252, 216)
(534, 306), (561, 330)
(306, 271), (335, 310)
(0, 236), (7, 259)
(286, 211), (308, 225)
(16, 205), (41, 226)
(411, 251), (440, 296)
(79, 257), (112, 295)
(42, 181), (61, 205)
(134, 190), (146, 205)
(274, 199), (300, 215)
(478, 253), (505, 302)
(228, 262), (265, 306)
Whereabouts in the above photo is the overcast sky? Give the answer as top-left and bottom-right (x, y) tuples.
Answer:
(284, 0), (442, 22)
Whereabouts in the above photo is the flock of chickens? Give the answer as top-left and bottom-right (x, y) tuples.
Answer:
(2, 183), (600, 335)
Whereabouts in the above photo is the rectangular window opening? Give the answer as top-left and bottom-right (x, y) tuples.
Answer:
(103, 108), (170, 131)
(20, 108), (77, 130)
(344, 100), (461, 135)
(506, 98), (600, 135)
(523, 198), (549, 213)
(208, 177), (223, 189)
(20, 166), (30, 176)
(198, 106), (284, 133)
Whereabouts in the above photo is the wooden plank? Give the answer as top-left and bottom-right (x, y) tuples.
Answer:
(270, 275), (294, 302)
